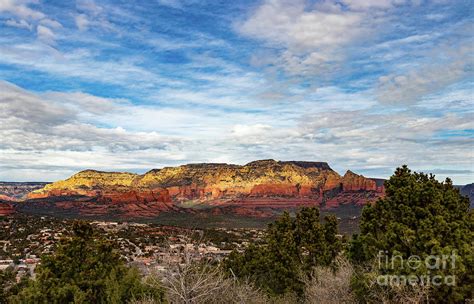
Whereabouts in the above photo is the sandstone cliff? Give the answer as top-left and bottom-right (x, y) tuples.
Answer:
(0, 201), (15, 216)
(341, 170), (377, 191)
(25, 160), (384, 218)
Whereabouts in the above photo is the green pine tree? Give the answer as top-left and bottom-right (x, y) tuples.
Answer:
(350, 165), (474, 303)
(9, 221), (164, 304)
(225, 207), (342, 296)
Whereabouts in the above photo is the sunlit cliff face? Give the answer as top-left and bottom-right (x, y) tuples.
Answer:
(22, 160), (383, 218)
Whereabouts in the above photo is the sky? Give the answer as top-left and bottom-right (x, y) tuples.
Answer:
(0, 0), (473, 183)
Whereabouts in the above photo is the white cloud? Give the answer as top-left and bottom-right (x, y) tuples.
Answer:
(39, 18), (62, 29)
(230, 123), (300, 146)
(36, 24), (56, 43)
(235, 0), (473, 111)
(231, 124), (272, 137)
(237, 0), (399, 76)
(294, 109), (474, 184)
(43, 91), (129, 115)
(239, 1), (363, 52)
(75, 14), (89, 31)
(0, 0), (45, 20)
(0, 41), (169, 87)
(231, 124), (273, 145)
(0, 80), (181, 152)
(425, 13), (446, 21)
(74, 0), (118, 33)
(1, 1), (62, 43)
(376, 42), (473, 104)
(76, 0), (102, 15)
(341, 0), (411, 11)
(4, 18), (31, 29)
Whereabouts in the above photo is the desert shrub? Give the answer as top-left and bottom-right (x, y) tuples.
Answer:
(143, 262), (268, 304)
(351, 260), (430, 304)
(139, 238), (269, 304)
(303, 256), (355, 304)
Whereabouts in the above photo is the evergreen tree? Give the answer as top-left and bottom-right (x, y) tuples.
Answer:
(10, 222), (164, 304)
(225, 207), (341, 296)
(350, 165), (473, 302)
(0, 268), (16, 304)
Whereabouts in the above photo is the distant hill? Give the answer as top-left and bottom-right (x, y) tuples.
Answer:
(0, 182), (50, 201)
(459, 183), (474, 208)
(0, 182), (50, 216)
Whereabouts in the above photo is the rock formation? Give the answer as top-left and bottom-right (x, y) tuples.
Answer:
(23, 160), (384, 218)
(0, 182), (50, 201)
(0, 200), (15, 216)
(341, 170), (377, 191)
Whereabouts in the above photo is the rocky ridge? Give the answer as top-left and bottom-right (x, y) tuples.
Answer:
(21, 160), (383, 218)
(0, 182), (50, 201)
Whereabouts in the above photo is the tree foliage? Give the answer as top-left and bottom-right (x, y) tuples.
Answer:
(224, 207), (341, 296)
(9, 222), (164, 304)
(350, 165), (474, 302)
(0, 268), (23, 304)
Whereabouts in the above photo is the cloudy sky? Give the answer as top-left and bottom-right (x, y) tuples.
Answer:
(0, 0), (473, 183)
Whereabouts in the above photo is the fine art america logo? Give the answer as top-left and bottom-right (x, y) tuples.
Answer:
(377, 251), (458, 287)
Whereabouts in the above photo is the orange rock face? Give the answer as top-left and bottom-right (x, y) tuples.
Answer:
(0, 194), (14, 201)
(250, 184), (300, 197)
(25, 160), (384, 218)
(323, 174), (342, 191)
(99, 189), (171, 205)
(341, 170), (377, 191)
(0, 202), (15, 216)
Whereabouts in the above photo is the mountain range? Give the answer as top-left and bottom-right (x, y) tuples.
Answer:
(0, 160), (471, 220)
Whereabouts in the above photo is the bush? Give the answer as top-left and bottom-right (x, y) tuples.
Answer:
(143, 258), (269, 304)
(303, 256), (355, 304)
(350, 260), (430, 304)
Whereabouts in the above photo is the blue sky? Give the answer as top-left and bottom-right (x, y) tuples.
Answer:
(0, 0), (473, 183)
